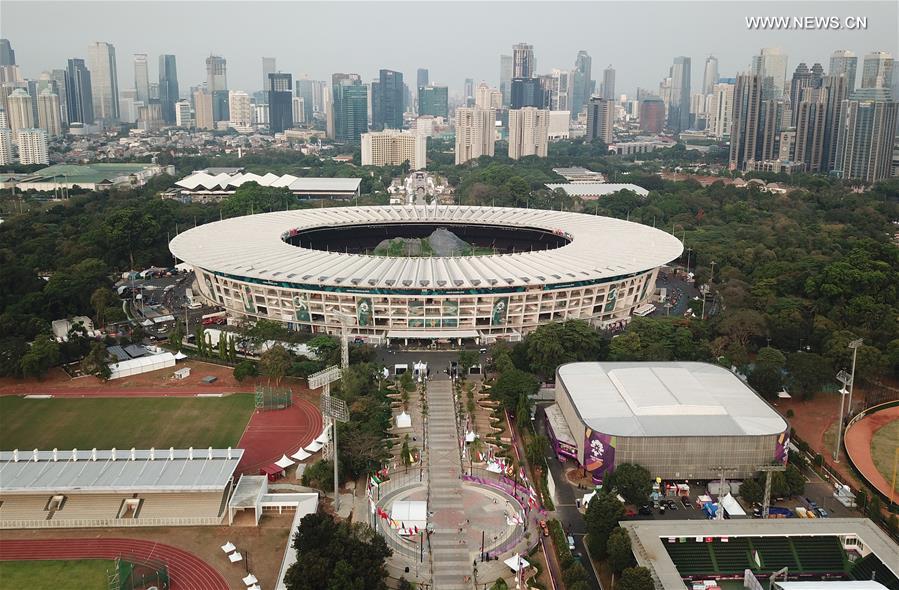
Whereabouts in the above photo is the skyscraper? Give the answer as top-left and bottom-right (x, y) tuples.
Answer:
(268, 72), (293, 133)
(295, 78), (316, 123)
(667, 56), (691, 132)
(206, 55), (228, 122)
(418, 86), (448, 118)
(639, 97), (665, 133)
(511, 78), (543, 109)
(830, 50), (858, 94)
(65, 58), (94, 124)
(793, 87), (828, 171)
(707, 83), (735, 139)
(0, 128), (11, 165)
(158, 54), (179, 125)
(508, 107), (548, 159)
(48, 69), (69, 125)
(729, 73), (764, 170)
(416, 68), (429, 90)
(512, 43), (535, 79)
(331, 74), (367, 143)
(860, 52), (894, 89)
(702, 56), (719, 95)
(601, 66), (616, 101)
(174, 100), (192, 128)
(262, 57), (276, 91)
(455, 107), (496, 165)
(133, 53), (150, 104)
(475, 84), (502, 110)
(821, 74), (848, 170)
(836, 88), (898, 183)
(37, 89), (61, 137)
(585, 97), (614, 143)
(0, 39), (14, 66)
(572, 50), (594, 119)
(292, 97), (305, 124)
(500, 55), (513, 107)
(228, 90), (253, 129)
(16, 128), (48, 164)
(463, 78), (475, 105)
(751, 48), (789, 97)
(7, 88), (34, 135)
(193, 89), (214, 130)
(374, 69), (403, 129)
(546, 70), (573, 112)
(87, 41), (119, 122)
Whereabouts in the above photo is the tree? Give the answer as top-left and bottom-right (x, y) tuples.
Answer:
(283, 512), (390, 590)
(618, 567), (654, 590)
(457, 349), (479, 376)
(606, 463), (652, 506)
(489, 580), (509, 590)
(607, 527), (636, 574)
(81, 341), (112, 381)
(491, 368), (539, 411)
(866, 495), (882, 521)
(738, 476), (763, 505)
(20, 335), (60, 379)
(525, 435), (549, 467)
(784, 464), (805, 497)
(260, 343), (292, 385)
(748, 363), (783, 399)
(786, 352), (831, 399)
(301, 459), (335, 492)
(169, 322), (184, 352)
(233, 360), (258, 382)
(89, 287), (116, 328)
(0, 337), (28, 377)
(584, 490), (624, 558)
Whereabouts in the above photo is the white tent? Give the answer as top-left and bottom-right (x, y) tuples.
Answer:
(390, 500), (427, 533)
(173, 351), (188, 361)
(291, 449), (311, 461)
(109, 353), (176, 380)
(314, 427), (330, 444)
(719, 493), (747, 517)
(465, 431), (476, 443)
(275, 455), (295, 469)
(396, 412), (412, 429)
(504, 554), (530, 572)
(305, 440), (323, 453)
(582, 490), (597, 507)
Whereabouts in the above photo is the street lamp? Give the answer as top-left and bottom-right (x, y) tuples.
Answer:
(846, 338), (863, 419)
(833, 370), (851, 462)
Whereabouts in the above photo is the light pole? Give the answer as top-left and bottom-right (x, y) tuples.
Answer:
(846, 338), (863, 419)
(834, 370), (851, 463)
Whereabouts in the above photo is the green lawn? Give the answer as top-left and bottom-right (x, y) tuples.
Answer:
(870, 418), (899, 494)
(0, 395), (255, 450)
(0, 560), (111, 590)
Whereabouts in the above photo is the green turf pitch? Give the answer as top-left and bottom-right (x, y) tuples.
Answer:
(0, 559), (111, 590)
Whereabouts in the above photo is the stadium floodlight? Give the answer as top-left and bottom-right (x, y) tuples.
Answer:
(834, 339), (863, 463)
(321, 392), (349, 511)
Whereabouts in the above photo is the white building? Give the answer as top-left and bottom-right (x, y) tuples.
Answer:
(174, 100), (193, 128)
(861, 51), (894, 89)
(508, 107), (549, 159)
(228, 90), (253, 130)
(7, 88), (33, 136)
(548, 69), (573, 112)
(254, 103), (269, 127)
(361, 129), (427, 170)
(548, 110), (570, 139)
(454, 107), (496, 165)
(292, 96), (305, 125)
(0, 128), (11, 165)
(475, 83), (502, 110)
(16, 128), (49, 165)
(36, 89), (62, 137)
(87, 41), (120, 122)
(707, 82), (734, 139)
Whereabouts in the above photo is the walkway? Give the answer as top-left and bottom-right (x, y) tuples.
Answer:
(427, 380), (472, 589)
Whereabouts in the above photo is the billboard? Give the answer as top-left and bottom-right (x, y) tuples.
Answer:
(491, 297), (509, 326)
(584, 428), (616, 481)
(356, 298), (373, 327)
(242, 285), (255, 313)
(293, 295), (310, 322)
(774, 427), (790, 464)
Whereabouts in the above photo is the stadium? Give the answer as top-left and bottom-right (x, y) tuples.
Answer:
(547, 362), (789, 482)
(168, 205), (683, 343)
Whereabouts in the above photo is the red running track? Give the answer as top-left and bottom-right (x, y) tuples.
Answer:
(236, 394), (323, 474)
(845, 405), (899, 500)
(0, 538), (228, 590)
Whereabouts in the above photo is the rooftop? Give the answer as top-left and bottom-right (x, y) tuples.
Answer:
(545, 182), (649, 197)
(19, 163), (164, 184)
(175, 171), (361, 192)
(557, 362), (787, 437)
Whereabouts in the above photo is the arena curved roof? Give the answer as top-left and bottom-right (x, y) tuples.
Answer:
(169, 205), (683, 290)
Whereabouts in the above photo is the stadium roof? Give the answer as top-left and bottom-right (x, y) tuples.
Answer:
(175, 171), (361, 193)
(558, 362), (787, 437)
(545, 182), (649, 197)
(19, 163), (162, 184)
(0, 448), (244, 493)
(169, 205), (683, 290)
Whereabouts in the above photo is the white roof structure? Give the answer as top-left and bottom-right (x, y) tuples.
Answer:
(546, 183), (649, 197)
(390, 500), (427, 527)
(175, 171), (361, 193)
(719, 493), (746, 517)
(777, 583), (890, 590)
(169, 206), (683, 291)
(558, 362), (787, 437)
(0, 448), (243, 493)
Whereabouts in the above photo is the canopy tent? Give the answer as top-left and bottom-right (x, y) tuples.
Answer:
(260, 464), (285, 481)
(504, 554), (530, 572)
(465, 431), (476, 443)
(275, 455), (295, 469)
(292, 449), (311, 461)
(396, 412), (412, 429)
(173, 351), (188, 360)
(719, 493), (747, 517)
(390, 500), (427, 533)
(305, 440), (324, 453)
(582, 490), (597, 507)
(314, 428), (330, 444)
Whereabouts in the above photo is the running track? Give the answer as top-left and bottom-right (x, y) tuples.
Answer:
(0, 538), (228, 590)
(236, 394), (323, 474)
(845, 405), (899, 500)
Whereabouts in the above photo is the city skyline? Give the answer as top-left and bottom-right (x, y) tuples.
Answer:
(4, 1), (895, 98)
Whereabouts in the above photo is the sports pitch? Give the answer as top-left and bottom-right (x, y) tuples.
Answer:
(0, 559), (111, 590)
(870, 417), (899, 493)
(0, 395), (255, 451)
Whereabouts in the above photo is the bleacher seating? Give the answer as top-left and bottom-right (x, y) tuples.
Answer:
(136, 492), (222, 519)
(711, 538), (752, 573)
(665, 540), (716, 576)
(0, 495), (53, 521)
(752, 537), (798, 571)
(793, 536), (846, 574)
(851, 554), (899, 590)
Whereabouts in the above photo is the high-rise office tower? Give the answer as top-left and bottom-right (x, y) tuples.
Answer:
(417, 68), (429, 91)
(118, 88), (139, 124)
(861, 52), (894, 89)
(7, 88), (34, 135)
(374, 69), (403, 129)
(49, 69), (69, 125)
(418, 85), (448, 118)
(463, 78), (475, 104)
(508, 107), (549, 159)
(0, 39), (15, 66)
(639, 97), (665, 133)
(206, 55), (228, 122)
(830, 50), (858, 94)
(87, 42), (119, 122)
(193, 89), (214, 130)
(547, 69), (573, 112)
(511, 78), (543, 109)
(585, 97), (614, 143)
(16, 128), (48, 164)
(158, 54), (179, 125)
(37, 89), (61, 137)
(455, 107), (496, 165)
(836, 88), (898, 183)
(292, 97), (305, 124)
(475, 84), (502, 110)
(601, 65), (616, 101)
(707, 83), (735, 139)
(331, 74), (367, 143)
(65, 58), (94, 124)
(572, 50), (594, 119)
(133, 53), (150, 104)
(295, 78), (316, 122)
(702, 56), (719, 95)
(500, 55), (513, 107)
(262, 57), (276, 91)
(174, 99), (192, 128)
(729, 73), (764, 170)
(751, 47), (789, 97)
(0, 128), (11, 165)
(668, 56), (691, 132)
(512, 43), (535, 79)
(268, 72), (293, 132)
(228, 90), (253, 129)
(137, 102), (163, 131)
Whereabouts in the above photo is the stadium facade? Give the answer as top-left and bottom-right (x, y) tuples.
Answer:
(548, 362), (789, 482)
(169, 206), (683, 343)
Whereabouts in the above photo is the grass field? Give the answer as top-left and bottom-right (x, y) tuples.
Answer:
(870, 418), (899, 493)
(0, 395), (255, 450)
(0, 560), (111, 590)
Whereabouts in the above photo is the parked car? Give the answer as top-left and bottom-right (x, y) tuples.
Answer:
(639, 505), (653, 515)
(816, 508), (829, 518)
(567, 535), (575, 551)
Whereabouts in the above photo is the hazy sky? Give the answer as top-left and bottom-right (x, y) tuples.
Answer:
(4, 1), (897, 97)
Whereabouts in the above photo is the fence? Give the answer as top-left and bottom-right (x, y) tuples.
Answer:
(1, 515), (223, 529)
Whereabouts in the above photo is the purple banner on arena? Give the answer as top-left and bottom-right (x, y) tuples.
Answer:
(774, 427), (789, 465)
(584, 428), (616, 480)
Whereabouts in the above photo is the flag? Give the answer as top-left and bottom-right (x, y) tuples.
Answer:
(752, 549), (761, 569)
(370, 475), (381, 487)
